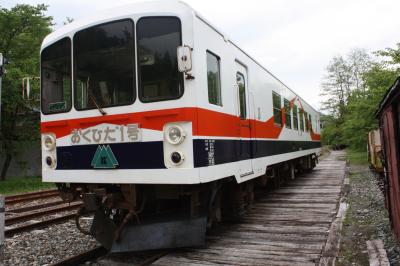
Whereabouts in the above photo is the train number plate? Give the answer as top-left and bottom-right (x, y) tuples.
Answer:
(70, 123), (141, 145)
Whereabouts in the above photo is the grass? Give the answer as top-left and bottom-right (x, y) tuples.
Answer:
(0, 176), (55, 196)
(346, 149), (368, 165)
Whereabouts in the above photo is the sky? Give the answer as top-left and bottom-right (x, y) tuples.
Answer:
(3, 0), (400, 110)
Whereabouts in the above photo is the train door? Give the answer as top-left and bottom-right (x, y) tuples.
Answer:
(235, 62), (253, 177)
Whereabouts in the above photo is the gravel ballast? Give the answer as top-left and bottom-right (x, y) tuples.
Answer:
(4, 219), (98, 266)
(337, 164), (400, 266)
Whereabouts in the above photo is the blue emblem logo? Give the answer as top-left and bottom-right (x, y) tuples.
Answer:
(91, 145), (118, 169)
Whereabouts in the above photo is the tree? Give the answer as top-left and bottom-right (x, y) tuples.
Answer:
(320, 49), (371, 119)
(320, 55), (352, 119)
(341, 63), (399, 150)
(0, 4), (53, 180)
(320, 45), (400, 151)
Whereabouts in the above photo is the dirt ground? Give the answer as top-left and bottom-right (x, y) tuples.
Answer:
(337, 163), (400, 265)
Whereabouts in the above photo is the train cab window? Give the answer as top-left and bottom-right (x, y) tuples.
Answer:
(237, 72), (246, 119)
(293, 105), (299, 130)
(273, 92), (282, 127)
(299, 110), (305, 131)
(309, 114), (313, 131)
(284, 99), (291, 129)
(41, 37), (72, 114)
(207, 51), (222, 106)
(137, 17), (183, 102)
(74, 19), (135, 110)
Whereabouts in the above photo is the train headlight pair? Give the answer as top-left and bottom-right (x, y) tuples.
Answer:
(165, 125), (186, 145)
(164, 124), (186, 166)
(42, 133), (57, 169)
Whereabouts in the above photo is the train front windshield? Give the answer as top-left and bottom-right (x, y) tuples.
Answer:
(41, 17), (183, 114)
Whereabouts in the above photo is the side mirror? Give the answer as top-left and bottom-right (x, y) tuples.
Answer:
(177, 45), (192, 72)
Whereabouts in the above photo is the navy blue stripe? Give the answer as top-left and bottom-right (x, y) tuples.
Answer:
(55, 139), (321, 170)
(193, 139), (321, 168)
(56, 142), (165, 170)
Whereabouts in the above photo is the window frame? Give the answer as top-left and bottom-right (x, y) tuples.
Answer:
(304, 111), (309, 131)
(73, 18), (136, 111)
(272, 91), (282, 127)
(41, 37), (73, 115)
(293, 104), (299, 130)
(284, 98), (292, 129)
(236, 71), (247, 120)
(137, 16), (184, 103)
(299, 110), (304, 131)
(206, 50), (222, 106)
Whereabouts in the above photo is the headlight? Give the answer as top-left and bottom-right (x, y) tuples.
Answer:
(43, 134), (56, 151)
(170, 151), (184, 165)
(45, 155), (57, 168)
(166, 125), (185, 145)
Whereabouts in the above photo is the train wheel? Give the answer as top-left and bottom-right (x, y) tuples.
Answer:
(207, 190), (222, 229)
(222, 183), (245, 222)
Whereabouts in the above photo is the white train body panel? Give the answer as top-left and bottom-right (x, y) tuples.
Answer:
(40, 0), (321, 185)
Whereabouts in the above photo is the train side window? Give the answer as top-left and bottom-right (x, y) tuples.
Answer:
(299, 110), (304, 131)
(284, 99), (291, 129)
(293, 105), (299, 130)
(304, 111), (309, 131)
(309, 114), (313, 131)
(236, 72), (246, 119)
(207, 51), (222, 106)
(272, 92), (282, 127)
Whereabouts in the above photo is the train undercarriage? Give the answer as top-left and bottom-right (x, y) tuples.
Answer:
(57, 154), (317, 252)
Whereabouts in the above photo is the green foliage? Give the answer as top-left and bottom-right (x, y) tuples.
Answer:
(341, 65), (398, 150)
(346, 149), (368, 166)
(321, 45), (400, 151)
(321, 114), (344, 148)
(0, 4), (53, 180)
(0, 176), (54, 195)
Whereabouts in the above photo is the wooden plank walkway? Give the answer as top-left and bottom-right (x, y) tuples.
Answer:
(153, 151), (347, 266)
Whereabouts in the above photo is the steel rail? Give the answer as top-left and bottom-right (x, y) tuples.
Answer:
(5, 189), (58, 200)
(5, 203), (82, 226)
(5, 213), (76, 237)
(5, 191), (60, 205)
(6, 200), (66, 214)
(137, 251), (169, 266)
(49, 246), (108, 266)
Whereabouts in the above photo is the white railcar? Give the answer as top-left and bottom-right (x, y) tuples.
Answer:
(40, 0), (321, 252)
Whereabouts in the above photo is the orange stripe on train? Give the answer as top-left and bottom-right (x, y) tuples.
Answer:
(41, 107), (320, 141)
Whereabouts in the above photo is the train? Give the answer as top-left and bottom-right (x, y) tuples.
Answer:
(375, 76), (400, 241)
(40, 0), (321, 252)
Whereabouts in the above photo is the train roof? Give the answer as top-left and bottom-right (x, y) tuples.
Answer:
(375, 76), (400, 117)
(41, 0), (318, 114)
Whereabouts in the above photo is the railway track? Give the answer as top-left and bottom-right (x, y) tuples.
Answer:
(4, 189), (82, 237)
(5, 213), (77, 237)
(5, 202), (82, 226)
(50, 151), (347, 266)
(5, 189), (59, 204)
(49, 246), (108, 266)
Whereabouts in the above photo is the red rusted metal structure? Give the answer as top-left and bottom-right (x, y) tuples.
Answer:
(376, 77), (400, 240)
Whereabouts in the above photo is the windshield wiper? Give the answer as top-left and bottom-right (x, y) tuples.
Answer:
(86, 77), (107, 116)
